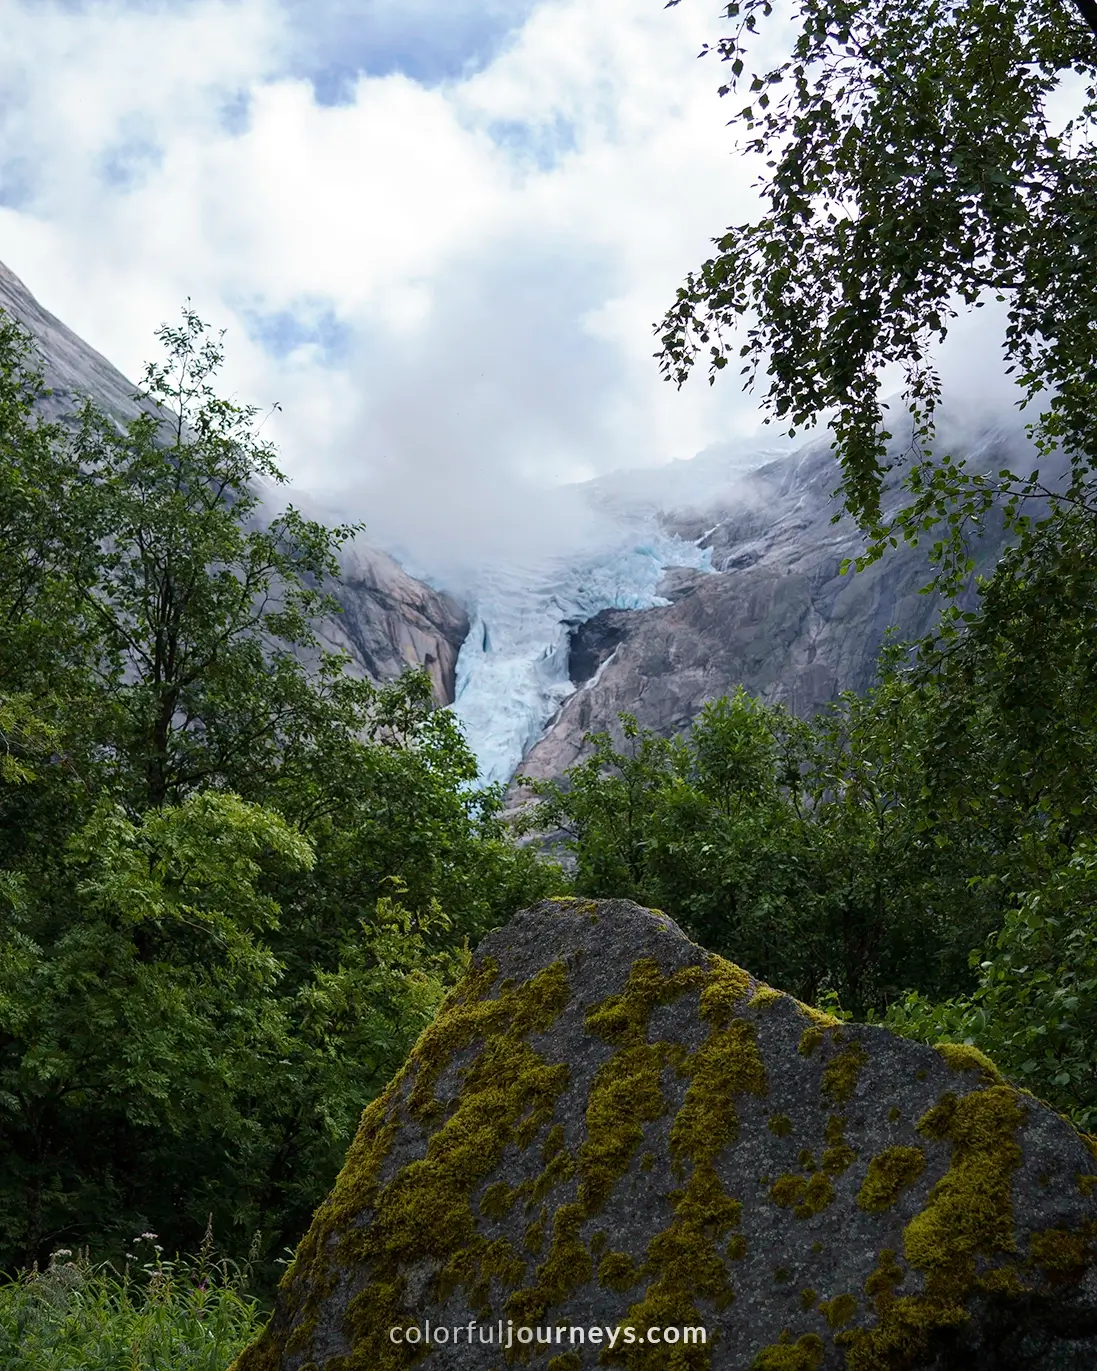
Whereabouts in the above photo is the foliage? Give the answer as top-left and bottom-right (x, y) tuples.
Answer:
(0, 306), (570, 1291)
(876, 502), (1097, 1130)
(916, 500), (1097, 851)
(0, 313), (91, 700)
(885, 841), (1097, 1132)
(649, 0), (1097, 1130)
(517, 674), (999, 1020)
(54, 305), (370, 812)
(658, 0), (1097, 536)
(0, 1232), (266, 1371)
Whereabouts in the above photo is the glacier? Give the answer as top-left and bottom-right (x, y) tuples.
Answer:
(444, 526), (716, 788)
(355, 436), (795, 789)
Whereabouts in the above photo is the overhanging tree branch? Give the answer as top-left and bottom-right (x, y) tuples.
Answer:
(1072, 0), (1097, 41)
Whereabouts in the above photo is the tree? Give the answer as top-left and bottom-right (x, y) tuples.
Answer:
(0, 306), (571, 1284)
(657, 0), (1097, 552)
(516, 678), (998, 1018)
(0, 313), (95, 701)
(60, 306), (369, 812)
(885, 840), (1097, 1132)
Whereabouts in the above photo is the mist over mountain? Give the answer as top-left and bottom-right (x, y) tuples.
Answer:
(0, 260), (470, 709)
(0, 259), (1032, 797)
(513, 417), (1031, 799)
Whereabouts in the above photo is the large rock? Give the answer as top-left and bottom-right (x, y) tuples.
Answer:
(0, 260), (468, 706)
(232, 898), (1097, 1370)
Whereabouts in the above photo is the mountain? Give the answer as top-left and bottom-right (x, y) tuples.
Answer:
(0, 261), (469, 706)
(1, 258), (1040, 795)
(510, 423), (1026, 795)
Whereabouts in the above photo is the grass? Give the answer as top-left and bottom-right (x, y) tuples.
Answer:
(0, 1225), (270, 1370)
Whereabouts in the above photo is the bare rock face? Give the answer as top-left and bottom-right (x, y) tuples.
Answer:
(318, 540), (469, 707)
(0, 259), (164, 431)
(0, 260), (468, 706)
(232, 897), (1097, 1371)
(514, 440), (1017, 791)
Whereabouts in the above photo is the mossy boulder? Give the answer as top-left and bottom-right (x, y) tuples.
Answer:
(232, 898), (1097, 1370)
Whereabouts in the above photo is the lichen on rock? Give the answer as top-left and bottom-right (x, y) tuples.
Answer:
(231, 898), (1097, 1371)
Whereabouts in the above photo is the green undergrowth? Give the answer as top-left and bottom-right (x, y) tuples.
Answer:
(0, 1231), (267, 1370)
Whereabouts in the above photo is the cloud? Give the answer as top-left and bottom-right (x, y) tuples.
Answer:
(0, 0), (1056, 582)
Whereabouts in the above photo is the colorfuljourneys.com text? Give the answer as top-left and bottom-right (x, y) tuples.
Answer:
(388, 1321), (707, 1349)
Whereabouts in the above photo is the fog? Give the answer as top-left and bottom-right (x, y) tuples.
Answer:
(0, 0), (1063, 591)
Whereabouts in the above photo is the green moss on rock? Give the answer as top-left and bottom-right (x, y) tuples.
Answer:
(1028, 1226), (1093, 1282)
(818, 1292), (858, 1328)
(857, 1147), (927, 1213)
(607, 973), (766, 1364)
(934, 1042), (1002, 1082)
(770, 1171), (836, 1220)
(699, 957), (752, 1024)
(507, 1201), (591, 1325)
(822, 1039), (869, 1106)
(480, 1182), (514, 1220)
(751, 1330), (825, 1369)
(598, 1250), (641, 1291)
(821, 1115), (857, 1176)
(523, 1214), (545, 1256)
(837, 1085), (1032, 1370)
(579, 958), (705, 1211)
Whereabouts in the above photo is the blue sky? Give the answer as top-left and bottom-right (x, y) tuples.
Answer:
(0, 0), (1037, 575)
(276, 0), (543, 95)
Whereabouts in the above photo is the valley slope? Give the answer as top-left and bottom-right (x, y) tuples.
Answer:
(511, 420), (1027, 797)
(0, 261), (468, 705)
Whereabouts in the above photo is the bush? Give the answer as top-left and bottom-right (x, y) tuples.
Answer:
(0, 1228), (266, 1371)
(885, 842), (1097, 1133)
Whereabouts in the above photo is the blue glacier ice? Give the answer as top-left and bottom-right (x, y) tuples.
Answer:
(349, 436), (795, 789)
(443, 525), (716, 788)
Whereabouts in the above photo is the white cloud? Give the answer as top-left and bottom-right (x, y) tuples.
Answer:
(0, 0), (1054, 579)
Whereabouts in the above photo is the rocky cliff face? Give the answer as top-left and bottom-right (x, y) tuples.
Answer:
(315, 536), (469, 707)
(0, 261), (468, 706)
(0, 260), (165, 432)
(513, 432), (1021, 793)
(231, 896), (1097, 1371)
